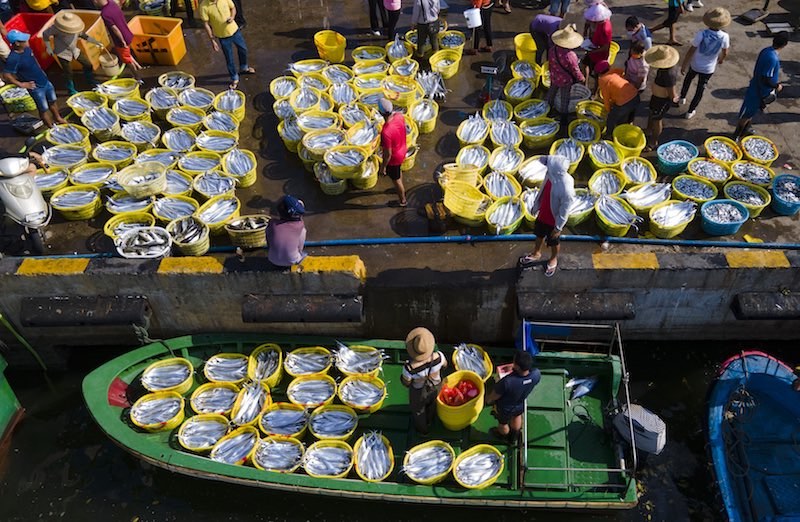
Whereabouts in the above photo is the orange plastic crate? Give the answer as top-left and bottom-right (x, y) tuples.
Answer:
(128, 16), (186, 66)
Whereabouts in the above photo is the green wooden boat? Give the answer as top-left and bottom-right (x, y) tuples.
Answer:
(82, 323), (638, 510)
(0, 353), (23, 462)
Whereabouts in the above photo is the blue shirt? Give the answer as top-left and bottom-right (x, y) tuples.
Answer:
(494, 368), (541, 412)
(4, 48), (49, 89)
(750, 46), (781, 98)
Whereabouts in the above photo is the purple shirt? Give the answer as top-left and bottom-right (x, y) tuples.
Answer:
(266, 219), (307, 267)
(101, 1), (134, 48)
(530, 15), (562, 38)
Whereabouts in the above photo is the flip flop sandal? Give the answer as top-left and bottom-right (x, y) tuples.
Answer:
(240, 67), (256, 75)
(545, 262), (558, 277)
(518, 253), (541, 267)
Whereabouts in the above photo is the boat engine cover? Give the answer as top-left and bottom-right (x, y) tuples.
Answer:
(613, 403), (667, 455)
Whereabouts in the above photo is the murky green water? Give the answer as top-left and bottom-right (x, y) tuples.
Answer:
(1, 342), (793, 522)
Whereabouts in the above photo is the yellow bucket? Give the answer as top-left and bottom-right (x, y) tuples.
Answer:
(189, 382), (240, 416)
(568, 118), (602, 145)
(314, 30), (346, 63)
(209, 426), (260, 466)
(213, 89), (246, 122)
(46, 124), (91, 152)
(153, 195), (199, 223)
(129, 391), (185, 432)
(177, 414), (229, 453)
(723, 181), (771, 218)
(178, 151), (222, 177)
(203, 352), (250, 385)
(514, 33), (537, 62)
(435, 370), (485, 431)
(353, 433), (394, 482)
(403, 440), (454, 485)
(92, 141), (137, 169)
(103, 212), (155, 240)
(195, 194), (241, 233)
(247, 343), (283, 388)
(251, 436), (305, 473)
(337, 375), (387, 414)
(286, 374), (337, 409)
(612, 124), (646, 159)
(308, 404), (358, 441)
(453, 445), (504, 489)
(608, 41), (620, 66)
(113, 96), (152, 123)
(503, 77), (537, 106)
(304, 440), (353, 479)
(50, 184), (102, 221)
(451, 344), (494, 382)
(429, 49), (461, 80)
(284, 346), (333, 377)
(66, 91), (108, 117)
(704, 136), (742, 165)
(259, 403), (309, 439)
(740, 135), (779, 167)
(648, 200), (695, 239)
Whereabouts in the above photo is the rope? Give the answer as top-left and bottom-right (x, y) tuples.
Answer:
(131, 323), (176, 359)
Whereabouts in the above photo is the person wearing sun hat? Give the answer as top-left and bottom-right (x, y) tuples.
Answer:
(43, 11), (104, 95)
(596, 59), (639, 137)
(643, 44), (681, 151)
(678, 7), (731, 120)
(547, 25), (585, 132)
(582, 2), (612, 91)
(402, 327), (447, 434)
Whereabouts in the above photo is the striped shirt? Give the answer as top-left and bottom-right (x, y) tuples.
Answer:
(402, 352), (445, 389)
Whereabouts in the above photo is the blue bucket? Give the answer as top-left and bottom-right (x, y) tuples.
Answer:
(700, 199), (749, 236)
(656, 140), (699, 176)
(771, 174), (800, 216)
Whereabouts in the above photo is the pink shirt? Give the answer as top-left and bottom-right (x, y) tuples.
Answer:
(384, 0), (401, 10)
(588, 19), (612, 65)
(380, 113), (408, 166)
(548, 46), (585, 88)
(266, 219), (307, 267)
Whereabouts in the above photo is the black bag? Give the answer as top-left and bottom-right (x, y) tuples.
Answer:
(10, 114), (45, 136)
(761, 90), (777, 108)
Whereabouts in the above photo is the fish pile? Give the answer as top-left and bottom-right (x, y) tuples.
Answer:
(411, 100), (436, 123)
(742, 137), (776, 162)
(169, 108), (203, 126)
(512, 60), (535, 79)
(195, 171), (236, 197)
(690, 159), (729, 182)
(49, 125), (84, 145)
(191, 385), (238, 414)
(327, 148), (365, 167)
(288, 378), (335, 407)
(650, 201), (696, 227)
(571, 121), (597, 142)
(518, 158), (547, 185)
(703, 202), (745, 224)
(590, 170), (622, 195)
(569, 191), (597, 215)
(83, 107), (119, 131)
(137, 150), (180, 167)
(458, 113), (489, 143)
(141, 362), (190, 390)
(205, 111), (239, 133)
(383, 77), (415, 94)
(107, 194), (152, 214)
(459, 146), (489, 169)
(253, 439), (304, 472)
(224, 149), (255, 177)
(330, 82), (356, 105)
(416, 70), (447, 100)
(323, 66), (353, 84)
(205, 355), (247, 382)
(121, 122), (159, 144)
(335, 343), (383, 375)
(484, 172), (516, 198)
(153, 196), (197, 220)
(490, 147), (522, 173)
(774, 176), (800, 203)
(404, 444), (453, 481)
(197, 197), (238, 224)
(180, 154), (220, 172)
(596, 195), (642, 226)
(356, 61), (389, 75)
(179, 418), (228, 450)
(289, 60), (326, 75)
(180, 88), (215, 108)
(50, 189), (97, 208)
(232, 382), (268, 426)
(491, 120), (521, 147)
(483, 101), (510, 121)
(392, 58), (418, 77)
(674, 177), (715, 200)
(441, 32), (465, 49)
(727, 184), (766, 206)
(130, 396), (181, 426)
(340, 104), (370, 127)
(261, 408), (308, 436)
(115, 98), (149, 117)
(299, 75), (327, 92)
(555, 139), (582, 163)
(387, 34), (410, 59)
(161, 73), (193, 90)
(98, 81), (136, 97)
(169, 217), (207, 244)
(454, 344), (488, 379)
(354, 48), (384, 61)
(280, 117), (303, 142)
(455, 450), (502, 487)
(95, 143), (134, 163)
(298, 111), (338, 131)
(357, 432), (392, 481)
(521, 188), (539, 215)
(197, 132), (237, 152)
(622, 159), (652, 184)
(285, 350), (331, 375)
(68, 93), (104, 111)
(487, 199), (522, 233)
(293, 87), (320, 110)
(507, 79), (534, 100)
(622, 183), (670, 209)
(310, 408), (358, 438)
(250, 348), (279, 381)
(303, 444), (352, 477)
(339, 379), (384, 408)
(117, 227), (171, 258)
(72, 165), (114, 185)
(210, 430), (258, 465)
(732, 162), (772, 185)
(590, 141), (620, 166)
(34, 169), (68, 191)
(516, 101), (549, 120)
(273, 99), (295, 120)
(660, 142), (695, 163)
(706, 139), (737, 162)
(148, 87), (179, 110)
(348, 122), (379, 147)
(163, 128), (196, 152)
(522, 121), (558, 137)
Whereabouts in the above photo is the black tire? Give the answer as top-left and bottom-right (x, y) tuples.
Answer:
(29, 229), (44, 255)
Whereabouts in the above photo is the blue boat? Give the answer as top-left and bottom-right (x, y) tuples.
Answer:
(708, 351), (800, 522)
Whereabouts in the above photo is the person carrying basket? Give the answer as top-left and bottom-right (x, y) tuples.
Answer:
(43, 11), (103, 95)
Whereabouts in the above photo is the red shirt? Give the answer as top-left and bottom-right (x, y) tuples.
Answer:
(380, 113), (407, 167)
(538, 180), (555, 226)
(588, 19), (612, 66)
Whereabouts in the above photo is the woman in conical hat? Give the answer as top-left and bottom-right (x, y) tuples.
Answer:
(643, 45), (681, 150)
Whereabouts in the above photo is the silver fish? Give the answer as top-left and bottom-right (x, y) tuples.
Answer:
(310, 409), (357, 437)
(303, 445), (352, 476)
(72, 165), (113, 184)
(703, 202), (745, 223)
(195, 171), (236, 196)
(360, 92), (383, 107)
(148, 87), (179, 109)
(110, 220), (151, 237)
(491, 120), (521, 147)
(512, 60), (535, 79)
(392, 57), (418, 77)
(459, 146), (489, 169)
(227, 216), (269, 231)
(596, 195), (642, 226)
(516, 101), (548, 120)
(107, 194), (152, 213)
(441, 32), (465, 49)
(339, 379), (384, 408)
(288, 379), (335, 407)
(285, 351), (330, 375)
(454, 451), (502, 487)
(115, 98), (149, 117)
(198, 198), (238, 224)
(411, 100), (436, 123)
(488, 199), (522, 233)
(136, 150), (180, 167)
(327, 149), (364, 167)
(98, 82), (136, 96)
(191, 386), (238, 414)
(355, 76), (382, 90)
(660, 143), (695, 163)
(163, 129), (196, 152)
(318, 94), (332, 112)
(253, 439), (304, 472)
(217, 90), (244, 111)
(155, 197), (197, 221)
(0, 86), (29, 100)
(774, 176), (800, 203)
(281, 117), (303, 141)
(299, 75), (328, 91)
(232, 382), (268, 426)
(483, 101), (511, 121)
(340, 104), (370, 127)
(163, 170), (191, 194)
(34, 169), (68, 190)
(334, 342), (383, 374)
(569, 191), (597, 215)
(196, 133), (237, 151)
(169, 216), (207, 244)
(484, 172), (516, 198)
(293, 87), (320, 110)
(178, 417), (227, 449)
(224, 149), (255, 176)
(210, 431), (258, 464)
(261, 408), (308, 436)
(416, 70), (447, 101)
(49, 125), (84, 144)
(104, 175), (123, 192)
(94, 144), (134, 162)
(51, 190), (98, 208)
(690, 160), (728, 182)
(732, 162), (772, 185)
(117, 227), (171, 258)
(387, 34), (409, 59)
(742, 137), (776, 162)
(622, 159), (652, 183)
(353, 48), (384, 61)
(590, 141), (620, 166)
(323, 66), (353, 84)
(205, 111), (239, 133)
(590, 171), (622, 195)
(489, 148), (522, 173)
(458, 113), (489, 143)
(622, 183), (670, 208)
(297, 112), (337, 130)
(650, 201), (696, 227)
(68, 93), (103, 110)
(331, 83), (356, 105)
(180, 154), (220, 172)
(160, 73), (193, 90)
(571, 121), (597, 142)
(522, 121), (559, 137)
(507, 79), (534, 99)
(727, 184), (766, 206)
(141, 363), (190, 390)
(179, 88), (215, 108)
(348, 122), (379, 147)
(706, 139), (737, 162)
(290, 60), (326, 74)
(169, 108), (203, 126)
(306, 131), (345, 151)
(404, 445), (452, 481)
(555, 139), (582, 163)
(83, 107), (118, 130)
(205, 355), (248, 382)
(130, 397), (181, 425)
(674, 177), (715, 200)
(357, 431), (391, 481)
(356, 61), (389, 75)
(251, 349), (279, 381)
(521, 188), (540, 214)
(454, 344), (488, 378)
(122, 122), (159, 144)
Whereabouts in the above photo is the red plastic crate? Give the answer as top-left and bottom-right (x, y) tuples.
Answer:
(4, 13), (55, 70)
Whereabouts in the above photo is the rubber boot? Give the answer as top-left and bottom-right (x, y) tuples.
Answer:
(83, 69), (98, 90)
(65, 79), (78, 96)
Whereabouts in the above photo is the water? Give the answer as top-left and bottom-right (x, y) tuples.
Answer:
(0, 342), (794, 522)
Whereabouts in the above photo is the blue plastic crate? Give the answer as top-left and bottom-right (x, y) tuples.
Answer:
(701, 199), (748, 236)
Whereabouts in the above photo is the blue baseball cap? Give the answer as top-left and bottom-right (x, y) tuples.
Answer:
(278, 195), (305, 219)
(7, 30), (30, 44)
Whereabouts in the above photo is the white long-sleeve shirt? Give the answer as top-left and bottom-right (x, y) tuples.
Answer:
(531, 155), (576, 230)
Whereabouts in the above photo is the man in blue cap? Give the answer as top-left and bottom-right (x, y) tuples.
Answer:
(266, 195), (308, 268)
(2, 29), (67, 128)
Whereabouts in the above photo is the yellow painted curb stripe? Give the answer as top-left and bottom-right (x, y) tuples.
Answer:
(725, 250), (790, 268)
(16, 258), (89, 275)
(592, 253), (659, 270)
(158, 257), (224, 274)
(292, 255), (367, 281)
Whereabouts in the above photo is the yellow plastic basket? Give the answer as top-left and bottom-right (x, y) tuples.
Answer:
(100, 78), (140, 100)
(520, 118), (559, 150)
(284, 346), (333, 377)
(324, 145), (368, 179)
(453, 445), (504, 490)
(166, 106), (206, 132)
(120, 120), (162, 151)
(451, 344), (494, 382)
(612, 124), (646, 159)
(50, 184), (102, 220)
(440, 163), (482, 188)
(213, 89), (246, 122)
(130, 391), (185, 432)
(740, 135), (778, 167)
(568, 119), (602, 146)
(258, 402), (309, 439)
(308, 404), (358, 441)
(723, 181), (771, 218)
(352, 59), (390, 76)
(287, 374), (337, 408)
(46, 124), (91, 152)
(401, 146), (418, 172)
(145, 86), (179, 119)
(444, 180), (487, 217)
(158, 71), (195, 92)
(153, 195), (199, 223)
(165, 216), (210, 256)
(456, 145), (491, 174)
(512, 99), (549, 126)
(189, 382), (240, 416)
(194, 194), (241, 234)
(510, 59), (541, 80)
(230, 382), (272, 427)
(550, 139), (586, 174)
(409, 98), (439, 134)
(246, 343), (283, 388)
(485, 196), (524, 235)
(303, 129), (347, 159)
(456, 117), (489, 147)
(209, 426), (260, 466)
(103, 212), (155, 241)
(488, 147), (525, 176)
(337, 375), (387, 414)
(179, 87), (216, 113)
(730, 160), (775, 188)
(289, 58), (328, 78)
(429, 49), (461, 80)
(178, 151), (222, 177)
(503, 78), (537, 106)
(353, 433), (394, 482)
(162, 127), (197, 153)
(139, 357), (194, 394)
(251, 436), (305, 473)
(92, 141), (137, 169)
(105, 192), (155, 216)
(624, 182), (670, 216)
(595, 195), (639, 237)
(69, 162), (116, 188)
(335, 344), (382, 378)
(686, 158), (731, 187)
(277, 119), (301, 153)
(381, 75), (421, 107)
(117, 162), (167, 198)
(403, 440), (455, 485)
(66, 91), (108, 117)
(514, 33), (537, 62)
(203, 352), (250, 385)
(297, 110), (342, 134)
(177, 414), (229, 453)
(113, 96), (152, 123)
(435, 370), (485, 431)
(352, 45), (387, 63)
(438, 30), (466, 56)
(620, 156), (657, 187)
(384, 40), (413, 63)
(196, 130), (238, 154)
(703, 136), (742, 165)
(482, 100), (513, 121)
(587, 140), (623, 170)
(672, 174), (718, 204)
(567, 188), (595, 227)
(588, 168), (626, 196)
(304, 440), (353, 479)
(648, 200), (695, 239)
(224, 214), (269, 249)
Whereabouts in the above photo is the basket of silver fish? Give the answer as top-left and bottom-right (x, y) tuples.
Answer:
(177, 414), (229, 453)
(66, 91), (108, 117)
(251, 435), (305, 473)
(485, 196), (524, 235)
(315, 162), (347, 196)
(520, 187), (539, 227)
(353, 154), (380, 189)
(288, 58), (328, 77)
(429, 49), (461, 80)
(297, 110), (342, 135)
(323, 64), (355, 85)
(338, 103), (374, 129)
(672, 174), (718, 204)
(246, 343), (282, 387)
(730, 160), (774, 188)
(49, 184), (102, 220)
(409, 98), (439, 134)
(287, 374), (337, 409)
(588, 168), (626, 196)
(299, 72), (331, 94)
(353, 431), (394, 482)
(195, 130), (238, 154)
(700, 199), (749, 236)
(120, 121), (162, 152)
(136, 148), (181, 170)
(686, 158), (731, 188)
(145, 86), (180, 119)
(648, 200), (697, 239)
(520, 118), (559, 150)
(656, 140), (698, 176)
(161, 170), (193, 197)
(771, 174), (800, 216)
(386, 35), (413, 63)
(259, 402), (308, 439)
(162, 127), (197, 153)
(129, 391), (184, 432)
(382, 75), (422, 108)
(457, 112), (490, 147)
(140, 356), (194, 394)
(166, 216), (210, 256)
(178, 151), (222, 178)
(489, 119), (523, 150)
(93, 141), (137, 168)
(483, 171), (522, 200)
(116, 226), (172, 259)
(113, 96), (151, 123)
(456, 144), (491, 175)
(517, 156), (548, 187)
(230, 381), (272, 428)
(158, 71), (195, 92)
(68, 162), (116, 188)
(588, 140), (622, 169)
(192, 170), (237, 200)
(482, 100), (513, 122)
(80, 105), (120, 141)
(568, 119), (601, 145)
(278, 116), (303, 153)
(352, 45), (386, 63)
(34, 167), (69, 196)
(98, 78), (140, 100)
(324, 145), (368, 179)
(194, 194), (241, 234)
(153, 195), (199, 223)
(512, 99), (549, 126)
(224, 215), (269, 249)
(503, 77), (536, 106)
(209, 426), (260, 466)
(389, 56), (419, 78)
(345, 120), (381, 153)
(438, 30), (466, 55)
(403, 440), (455, 485)
(179, 87), (216, 112)
(104, 212), (156, 241)
(452, 343), (493, 382)
(308, 404), (358, 441)
(352, 60), (390, 76)
(105, 193), (154, 216)
(337, 375), (386, 413)
(45, 123), (91, 151)
(594, 195), (643, 237)
(549, 139), (585, 174)
(621, 182), (671, 216)
(703, 136), (741, 165)
(221, 148), (257, 188)
(566, 188), (597, 227)
(284, 346), (332, 377)
(401, 145), (419, 172)
(166, 106), (206, 132)
(453, 444), (504, 490)
(303, 439), (354, 479)
(620, 157), (657, 186)
(203, 110), (240, 138)
(117, 162), (167, 198)
(329, 82), (357, 108)
(723, 181), (771, 218)
(740, 135), (778, 167)
(510, 59), (540, 80)
(334, 342), (384, 378)
(214, 89), (246, 121)
(303, 129), (346, 161)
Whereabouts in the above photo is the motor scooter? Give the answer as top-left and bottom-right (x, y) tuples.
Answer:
(0, 137), (50, 255)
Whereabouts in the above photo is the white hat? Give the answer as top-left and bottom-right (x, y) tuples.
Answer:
(585, 4), (612, 22)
